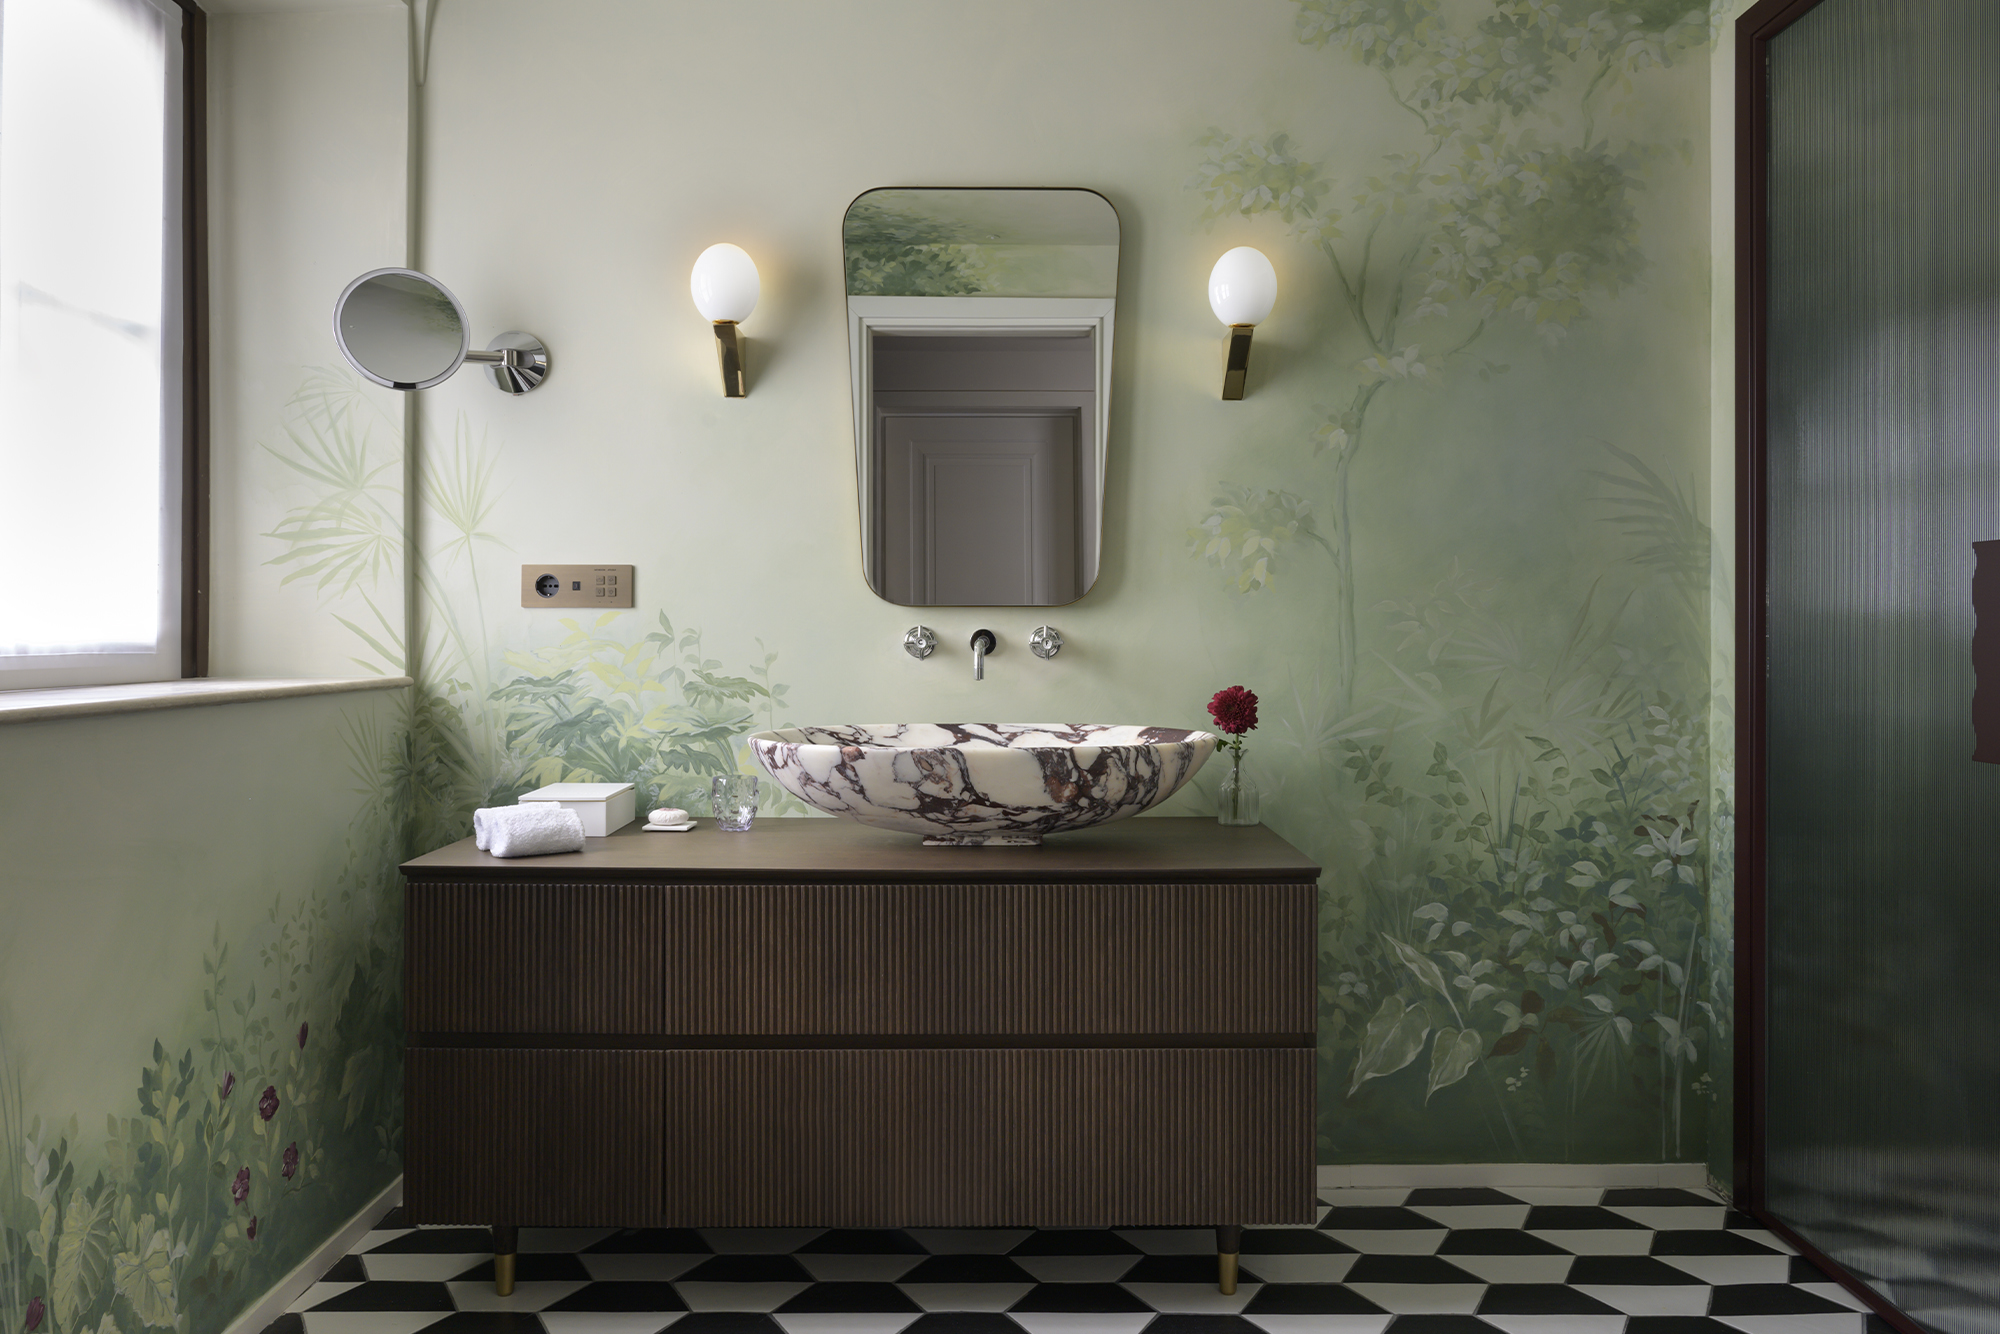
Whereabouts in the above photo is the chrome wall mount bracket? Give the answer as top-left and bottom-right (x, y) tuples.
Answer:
(466, 332), (552, 395)
(1029, 625), (1063, 659)
(903, 626), (937, 659)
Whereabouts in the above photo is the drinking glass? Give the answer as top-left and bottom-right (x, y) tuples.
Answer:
(712, 773), (760, 832)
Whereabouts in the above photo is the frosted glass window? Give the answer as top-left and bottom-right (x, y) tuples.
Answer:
(0, 0), (181, 685)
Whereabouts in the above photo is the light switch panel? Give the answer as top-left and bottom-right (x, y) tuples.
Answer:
(521, 564), (635, 608)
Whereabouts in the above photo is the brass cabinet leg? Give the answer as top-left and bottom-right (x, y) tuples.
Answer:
(1216, 1224), (1242, 1295)
(493, 1224), (518, 1297)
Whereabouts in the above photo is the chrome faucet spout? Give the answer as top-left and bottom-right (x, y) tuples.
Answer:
(970, 629), (996, 681)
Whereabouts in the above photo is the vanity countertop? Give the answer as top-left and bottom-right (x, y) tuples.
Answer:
(401, 814), (1320, 884)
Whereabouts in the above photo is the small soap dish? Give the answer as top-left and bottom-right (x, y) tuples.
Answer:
(643, 821), (697, 833)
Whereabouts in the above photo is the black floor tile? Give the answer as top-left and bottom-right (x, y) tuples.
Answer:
(256, 1314), (304, 1334)
(543, 1283), (693, 1313)
(1320, 1206), (1446, 1230)
(585, 1229), (714, 1254)
(677, 1255), (815, 1283)
(1601, 1189), (1720, 1207)
(1122, 1255), (1265, 1285)
(671, 1317), (782, 1334)
(1381, 1318), (1498, 1334)
(1523, 1206), (1648, 1230)
(365, 1229), (496, 1255)
(1708, 1284), (1855, 1316)
(899, 1254), (1039, 1283)
(1478, 1284), (1624, 1315)
(1626, 1319), (1747, 1334)
(1148, 1318), (1265, 1334)
(1242, 1284), (1390, 1314)
(1652, 1230), (1787, 1256)
(1344, 1255), (1484, 1284)
(1789, 1254), (1835, 1281)
(322, 1254), (369, 1283)
(1009, 1230), (1141, 1255)
(1437, 1229), (1571, 1255)
(414, 1315), (542, 1334)
(1723, 1210), (1763, 1229)
(1405, 1187), (1527, 1205)
(799, 1229), (928, 1254)
(1567, 1255), (1707, 1285)
(778, 1282), (925, 1313)
(901, 1317), (1021, 1334)
(1243, 1228), (1355, 1254)
(307, 1282), (455, 1312)
(449, 1253), (594, 1282)
(1009, 1282), (1154, 1312)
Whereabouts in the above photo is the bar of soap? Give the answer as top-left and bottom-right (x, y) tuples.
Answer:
(649, 807), (689, 826)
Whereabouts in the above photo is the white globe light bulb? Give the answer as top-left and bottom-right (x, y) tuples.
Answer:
(691, 243), (760, 323)
(1208, 246), (1277, 327)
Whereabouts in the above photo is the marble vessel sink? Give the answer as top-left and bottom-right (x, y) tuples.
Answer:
(746, 723), (1216, 845)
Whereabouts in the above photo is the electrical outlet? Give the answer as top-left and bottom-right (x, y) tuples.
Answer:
(521, 564), (635, 608)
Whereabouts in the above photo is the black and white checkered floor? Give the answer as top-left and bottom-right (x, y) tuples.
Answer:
(270, 1187), (1891, 1334)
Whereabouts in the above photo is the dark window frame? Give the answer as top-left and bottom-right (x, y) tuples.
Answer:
(174, 0), (209, 678)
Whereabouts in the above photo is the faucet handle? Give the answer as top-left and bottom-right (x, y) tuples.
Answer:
(903, 626), (937, 659)
(970, 628), (997, 654)
(1029, 625), (1063, 659)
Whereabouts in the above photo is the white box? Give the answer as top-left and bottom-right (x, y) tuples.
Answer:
(516, 782), (636, 837)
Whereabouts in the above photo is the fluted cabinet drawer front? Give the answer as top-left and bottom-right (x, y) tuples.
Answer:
(405, 1048), (662, 1225)
(407, 882), (667, 1033)
(657, 1047), (1314, 1227)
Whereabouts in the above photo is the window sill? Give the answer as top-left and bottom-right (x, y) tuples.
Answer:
(0, 675), (412, 725)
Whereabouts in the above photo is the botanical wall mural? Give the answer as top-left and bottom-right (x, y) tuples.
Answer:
(1185, 0), (1720, 1161)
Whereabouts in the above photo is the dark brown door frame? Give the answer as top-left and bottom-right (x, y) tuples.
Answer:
(175, 0), (210, 678)
(1734, 3), (1930, 1329)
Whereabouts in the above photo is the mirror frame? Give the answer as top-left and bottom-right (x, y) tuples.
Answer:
(332, 266), (471, 391)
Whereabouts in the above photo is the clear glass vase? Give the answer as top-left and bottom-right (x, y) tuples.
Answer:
(1217, 748), (1260, 826)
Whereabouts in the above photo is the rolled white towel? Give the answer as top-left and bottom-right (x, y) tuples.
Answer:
(476, 804), (586, 858)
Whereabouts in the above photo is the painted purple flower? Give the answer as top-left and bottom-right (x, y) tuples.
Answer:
(221, 1071), (236, 1098)
(230, 1167), (250, 1207)
(281, 1142), (299, 1180)
(26, 1297), (45, 1333)
(247, 1216), (259, 1241)
(258, 1085), (279, 1121)
(297, 1022), (308, 1049)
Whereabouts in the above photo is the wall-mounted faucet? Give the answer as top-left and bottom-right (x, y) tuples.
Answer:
(970, 629), (996, 680)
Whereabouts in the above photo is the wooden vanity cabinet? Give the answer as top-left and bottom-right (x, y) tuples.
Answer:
(399, 817), (1320, 1240)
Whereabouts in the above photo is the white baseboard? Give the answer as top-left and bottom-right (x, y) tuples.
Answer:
(219, 1175), (403, 1334)
(1318, 1162), (1713, 1190)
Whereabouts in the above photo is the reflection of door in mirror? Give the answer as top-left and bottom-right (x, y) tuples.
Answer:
(871, 334), (1092, 606)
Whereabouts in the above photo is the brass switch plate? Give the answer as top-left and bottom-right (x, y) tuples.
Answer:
(521, 564), (634, 608)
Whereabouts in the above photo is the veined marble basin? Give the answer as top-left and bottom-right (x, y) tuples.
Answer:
(746, 723), (1216, 846)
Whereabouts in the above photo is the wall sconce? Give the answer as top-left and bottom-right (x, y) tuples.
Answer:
(1208, 246), (1277, 400)
(690, 243), (760, 397)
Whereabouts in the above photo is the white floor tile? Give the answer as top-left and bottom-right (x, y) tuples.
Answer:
(675, 1281), (813, 1312)
(521, 1229), (621, 1253)
(905, 1229), (1034, 1255)
(794, 1255), (925, 1283)
(1114, 1229), (1216, 1255)
(1795, 1282), (1872, 1312)
(1012, 1256), (1141, 1283)
(771, 1315), (922, 1334)
(1479, 1317), (1626, 1334)
(1405, 1205), (1532, 1231)
(1573, 1284), (1713, 1316)
(1605, 1207), (1728, 1231)
(1712, 1316), (1867, 1334)
(1321, 1230), (1447, 1256)
(1121, 1282), (1262, 1314)
(446, 1280), (587, 1313)
(1316, 1189), (1413, 1207)
(1438, 1255), (1574, 1285)
(578, 1254), (709, 1283)
(357, 1228), (416, 1251)
(1241, 1319), (1393, 1334)
(1729, 1230), (1801, 1255)
(1500, 1189), (1607, 1207)
(299, 1314), (449, 1334)
(1657, 1255), (1794, 1286)
(698, 1230), (828, 1255)
(361, 1253), (489, 1283)
(539, 1314), (686, 1334)
(1343, 1283), (1484, 1314)
(1007, 1316), (1155, 1334)
(1527, 1230), (1654, 1256)
(1233, 1253), (1359, 1284)
(289, 1282), (360, 1312)
(895, 1283), (1036, 1312)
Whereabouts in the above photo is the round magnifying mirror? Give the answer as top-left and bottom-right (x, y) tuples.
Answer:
(333, 268), (470, 390)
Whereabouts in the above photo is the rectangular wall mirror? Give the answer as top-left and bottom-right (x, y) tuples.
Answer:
(844, 188), (1119, 607)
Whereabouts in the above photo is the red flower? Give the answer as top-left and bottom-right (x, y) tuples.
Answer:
(26, 1298), (44, 1332)
(247, 1217), (259, 1241)
(258, 1085), (280, 1121)
(221, 1072), (236, 1098)
(230, 1167), (250, 1206)
(1207, 686), (1259, 736)
(282, 1142), (299, 1180)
